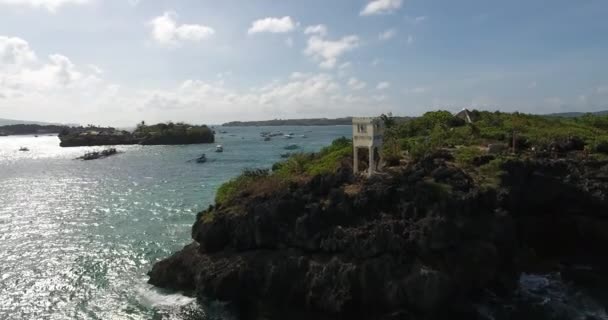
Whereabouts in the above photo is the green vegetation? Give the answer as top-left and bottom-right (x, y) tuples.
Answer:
(215, 110), (608, 207)
(454, 146), (484, 167)
(58, 121), (214, 147)
(384, 110), (608, 161)
(215, 169), (275, 205)
(274, 137), (352, 177)
(134, 121), (214, 145)
(478, 157), (508, 189)
(215, 138), (352, 205)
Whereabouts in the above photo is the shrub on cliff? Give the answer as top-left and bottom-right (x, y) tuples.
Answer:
(593, 139), (608, 154)
(215, 138), (352, 205)
(275, 137), (352, 177)
(455, 146), (484, 167)
(395, 110), (608, 156)
(215, 169), (279, 205)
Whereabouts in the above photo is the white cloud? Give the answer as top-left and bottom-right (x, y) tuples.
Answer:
(360, 0), (403, 16)
(404, 86), (429, 94)
(304, 24), (328, 37)
(0, 0), (90, 12)
(304, 34), (359, 69)
(373, 95), (387, 102)
(371, 59), (381, 66)
(0, 35), (389, 125)
(407, 35), (414, 45)
(376, 81), (390, 90)
(149, 11), (215, 48)
(87, 64), (103, 74)
(147, 72), (386, 121)
(348, 77), (366, 90)
(285, 37), (294, 48)
(1, 52), (101, 95)
(339, 62), (352, 69)
(379, 28), (397, 41)
(405, 15), (427, 24)
(0, 36), (37, 66)
(248, 16), (296, 34)
(0, 36), (111, 123)
(414, 16), (427, 23)
(528, 81), (537, 89)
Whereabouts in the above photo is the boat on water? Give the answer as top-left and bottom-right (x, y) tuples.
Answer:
(18, 147), (29, 152)
(280, 153), (292, 158)
(195, 154), (207, 163)
(79, 148), (118, 160)
(284, 134), (294, 139)
(284, 144), (300, 150)
(216, 145), (224, 152)
(264, 137), (271, 141)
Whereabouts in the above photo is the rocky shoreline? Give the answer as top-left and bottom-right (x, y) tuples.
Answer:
(148, 150), (608, 319)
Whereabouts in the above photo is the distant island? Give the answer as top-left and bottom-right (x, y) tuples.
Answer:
(546, 110), (608, 118)
(0, 124), (67, 136)
(222, 117), (354, 126)
(0, 118), (75, 126)
(223, 116), (413, 126)
(58, 122), (214, 147)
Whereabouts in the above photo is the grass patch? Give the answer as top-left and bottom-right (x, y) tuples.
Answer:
(477, 157), (508, 189)
(387, 110), (608, 157)
(454, 146), (484, 167)
(215, 138), (353, 205)
(274, 137), (352, 177)
(215, 168), (273, 204)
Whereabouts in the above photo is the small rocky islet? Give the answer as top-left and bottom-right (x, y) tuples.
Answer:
(148, 110), (608, 320)
(58, 121), (215, 147)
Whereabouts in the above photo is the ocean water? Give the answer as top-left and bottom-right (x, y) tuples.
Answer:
(0, 126), (351, 320)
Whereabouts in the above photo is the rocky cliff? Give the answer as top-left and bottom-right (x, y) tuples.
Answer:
(148, 152), (608, 319)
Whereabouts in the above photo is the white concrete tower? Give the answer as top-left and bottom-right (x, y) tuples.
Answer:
(352, 117), (385, 177)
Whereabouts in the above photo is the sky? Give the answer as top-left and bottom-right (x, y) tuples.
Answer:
(1, 0), (607, 126)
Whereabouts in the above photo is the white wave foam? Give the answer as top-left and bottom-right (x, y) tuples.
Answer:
(136, 283), (195, 308)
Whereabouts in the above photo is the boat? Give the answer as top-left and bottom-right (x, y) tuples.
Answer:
(284, 144), (300, 150)
(195, 154), (207, 163)
(264, 137), (271, 141)
(284, 134), (294, 139)
(215, 145), (224, 152)
(280, 153), (292, 158)
(18, 147), (29, 152)
(79, 148), (118, 160)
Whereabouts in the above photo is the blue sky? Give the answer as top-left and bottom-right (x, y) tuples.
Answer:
(1, 0), (607, 126)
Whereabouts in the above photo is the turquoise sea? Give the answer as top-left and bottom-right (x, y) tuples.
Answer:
(0, 126), (351, 320)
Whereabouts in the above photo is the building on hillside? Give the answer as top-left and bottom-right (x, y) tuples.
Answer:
(352, 117), (385, 177)
(455, 108), (473, 124)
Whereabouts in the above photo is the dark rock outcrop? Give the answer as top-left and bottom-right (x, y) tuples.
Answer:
(59, 128), (138, 147)
(149, 153), (608, 319)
